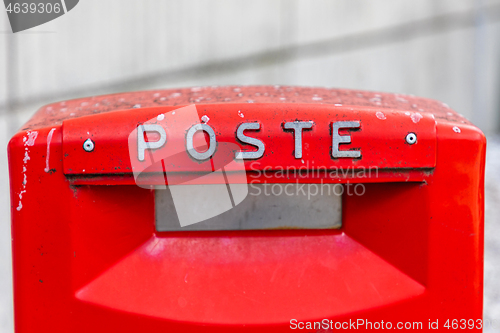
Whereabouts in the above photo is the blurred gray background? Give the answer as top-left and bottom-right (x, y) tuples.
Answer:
(1, 0), (500, 332)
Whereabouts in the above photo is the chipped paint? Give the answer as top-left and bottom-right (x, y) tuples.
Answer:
(23, 151), (30, 164)
(44, 128), (56, 173)
(370, 97), (382, 106)
(237, 110), (244, 118)
(201, 115), (210, 123)
(376, 112), (386, 120)
(17, 131), (38, 211)
(453, 126), (461, 133)
(26, 131), (38, 146)
(411, 113), (423, 123)
(157, 114), (165, 121)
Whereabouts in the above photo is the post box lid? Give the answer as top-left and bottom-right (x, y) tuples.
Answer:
(22, 86), (469, 131)
(19, 86), (471, 184)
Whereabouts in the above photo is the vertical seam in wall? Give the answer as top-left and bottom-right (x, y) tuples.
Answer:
(473, 0), (488, 131)
(6, 18), (18, 136)
(279, 0), (298, 82)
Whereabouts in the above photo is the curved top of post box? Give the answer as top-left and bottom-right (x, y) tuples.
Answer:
(21, 85), (469, 131)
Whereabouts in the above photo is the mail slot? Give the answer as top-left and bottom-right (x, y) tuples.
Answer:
(8, 86), (485, 332)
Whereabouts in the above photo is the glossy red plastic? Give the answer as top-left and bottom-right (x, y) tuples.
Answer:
(8, 86), (485, 332)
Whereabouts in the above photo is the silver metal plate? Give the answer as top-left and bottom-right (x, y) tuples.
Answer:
(155, 183), (342, 231)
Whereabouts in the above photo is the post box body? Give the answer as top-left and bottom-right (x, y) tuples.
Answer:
(8, 86), (485, 332)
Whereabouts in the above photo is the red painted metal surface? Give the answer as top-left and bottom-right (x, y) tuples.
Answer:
(8, 86), (485, 332)
(62, 104), (436, 176)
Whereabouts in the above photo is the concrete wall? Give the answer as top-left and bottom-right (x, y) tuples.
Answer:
(2, 0), (500, 132)
(1, 1), (500, 331)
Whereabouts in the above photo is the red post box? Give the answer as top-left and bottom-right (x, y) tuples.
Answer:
(8, 86), (485, 332)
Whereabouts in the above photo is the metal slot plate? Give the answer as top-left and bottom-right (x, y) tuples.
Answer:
(155, 183), (342, 231)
